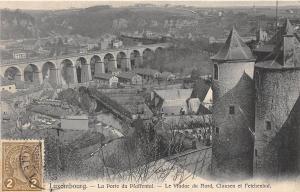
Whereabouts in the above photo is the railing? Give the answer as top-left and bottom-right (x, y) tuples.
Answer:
(0, 43), (171, 66)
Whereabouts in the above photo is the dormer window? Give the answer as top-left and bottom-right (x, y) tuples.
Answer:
(214, 64), (219, 80)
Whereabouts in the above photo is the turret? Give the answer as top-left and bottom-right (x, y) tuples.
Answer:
(211, 27), (256, 178)
(254, 19), (300, 176)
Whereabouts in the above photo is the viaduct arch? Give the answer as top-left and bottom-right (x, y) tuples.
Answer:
(0, 43), (170, 87)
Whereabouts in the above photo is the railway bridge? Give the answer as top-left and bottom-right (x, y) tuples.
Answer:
(0, 43), (170, 86)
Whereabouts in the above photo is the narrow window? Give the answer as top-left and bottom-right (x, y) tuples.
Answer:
(255, 71), (260, 89)
(266, 121), (271, 130)
(229, 106), (235, 115)
(255, 149), (258, 157)
(9, 87), (11, 90)
(214, 64), (219, 80)
(216, 127), (219, 134)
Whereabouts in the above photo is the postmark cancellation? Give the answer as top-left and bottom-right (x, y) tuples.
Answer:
(1, 140), (44, 191)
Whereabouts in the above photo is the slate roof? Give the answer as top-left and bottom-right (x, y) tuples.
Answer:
(255, 19), (300, 55)
(94, 73), (115, 80)
(256, 19), (300, 69)
(213, 72), (255, 132)
(191, 78), (211, 101)
(268, 19), (297, 45)
(154, 89), (193, 101)
(211, 26), (255, 62)
(161, 72), (175, 79)
(281, 95), (300, 132)
(161, 103), (187, 115)
(197, 104), (212, 115)
(1, 86), (44, 101)
(0, 76), (14, 86)
(117, 72), (139, 80)
(134, 68), (161, 77)
(253, 44), (275, 53)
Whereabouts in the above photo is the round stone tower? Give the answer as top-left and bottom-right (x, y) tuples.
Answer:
(254, 19), (300, 177)
(211, 27), (256, 178)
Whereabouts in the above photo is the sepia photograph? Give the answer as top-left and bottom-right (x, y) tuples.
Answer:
(0, 0), (299, 191)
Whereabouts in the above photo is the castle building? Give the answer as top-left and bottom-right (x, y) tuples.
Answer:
(211, 26), (256, 178)
(253, 19), (300, 176)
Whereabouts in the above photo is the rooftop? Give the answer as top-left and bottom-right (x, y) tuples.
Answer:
(0, 76), (15, 86)
(63, 115), (88, 120)
(211, 26), (255, 62)
(1, 85), (43, 101)
(154, 88), (193, 101)
(256, 19), (300, 69)
(134, 68), (161, 77)
(117, 72), (139, 80)
(191, 78), (211, 101)
(94, 73), (115, 80)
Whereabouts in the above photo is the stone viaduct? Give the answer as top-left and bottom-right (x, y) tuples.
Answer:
(0, 43), (170, 86)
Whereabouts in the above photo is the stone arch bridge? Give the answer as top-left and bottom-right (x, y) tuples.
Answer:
(0, 43), (170, 86)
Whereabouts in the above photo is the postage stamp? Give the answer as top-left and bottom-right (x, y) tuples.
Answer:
(1, 140), (44, 191)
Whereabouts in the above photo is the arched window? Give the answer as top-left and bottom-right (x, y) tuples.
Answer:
(214, 64), (219, 80)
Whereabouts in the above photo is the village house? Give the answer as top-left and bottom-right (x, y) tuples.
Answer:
(20, 39), (39, 51)
(117, 72), (142, 85)
(0, 100), (14, 121)
(94, 73), (118, 87)
(160, 71), (176, 81)
(253, 22), (291, 61)
(13, 50), (27, 59)
(99, 34), (117, 50)
(151, 88), (194, 116)
(191, 78), (213, 111)
(1, 85), (45, 110)
(100, 39), (112, 50)
(87, 39), (99, 51)
(0, 77), (16, 93)
(256, 27), (269, 42)
(134, 68), (161, 80)
(111, 68), (122, 76)
(112, 39), (123, 49)
(79, 45), (88, 54)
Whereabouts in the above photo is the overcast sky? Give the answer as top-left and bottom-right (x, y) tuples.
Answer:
(0, 1), (299, 10)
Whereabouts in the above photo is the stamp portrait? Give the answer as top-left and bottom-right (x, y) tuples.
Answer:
(1, 140), (44, 191)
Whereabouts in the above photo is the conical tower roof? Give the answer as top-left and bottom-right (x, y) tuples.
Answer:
(211, 26), (255, 62)
(283, 18), (295, 35)
(268, 19), (297, 44)
(256, 19), (300, 69)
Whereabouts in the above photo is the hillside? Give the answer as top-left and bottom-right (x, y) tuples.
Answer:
(0, 5), (265, 40)
(1, 9), (39, 39)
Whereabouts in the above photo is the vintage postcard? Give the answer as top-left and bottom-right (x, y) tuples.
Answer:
(0, 0), (299, 191)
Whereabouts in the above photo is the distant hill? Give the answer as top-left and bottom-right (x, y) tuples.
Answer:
(1, 9), (39, 40)
(1, 5), (299, 41)
(0, 6), (200, 40)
